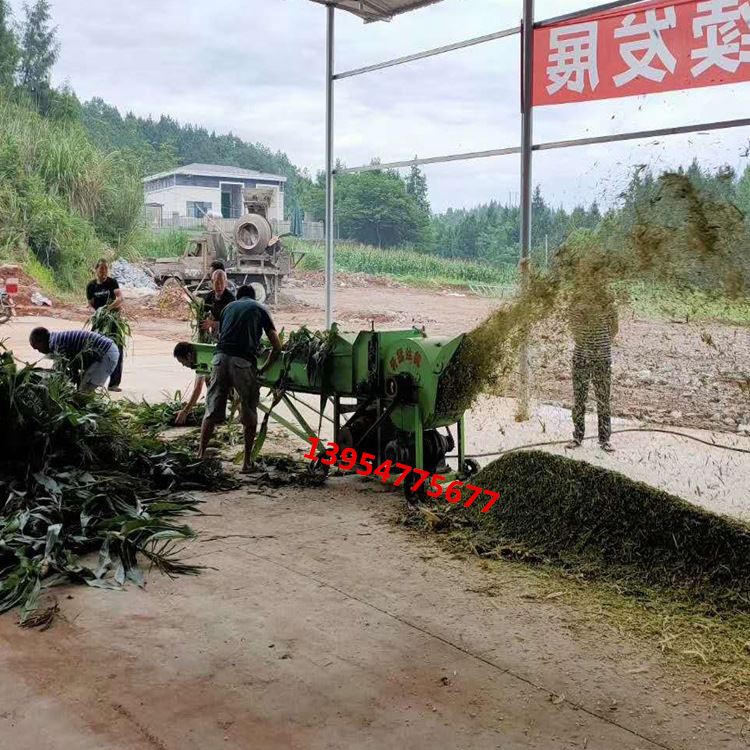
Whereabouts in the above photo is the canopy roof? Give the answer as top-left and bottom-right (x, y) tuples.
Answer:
(308, 0), (444, 22)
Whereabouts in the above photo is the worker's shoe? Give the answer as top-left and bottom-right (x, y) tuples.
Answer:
(108, 386), (122, 393)
(565, 439), (582, 449)
(599, 441), (615, 453)
(241, 460), (256, 474)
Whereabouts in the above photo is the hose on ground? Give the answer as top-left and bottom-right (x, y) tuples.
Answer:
(449, 426), (750, 460)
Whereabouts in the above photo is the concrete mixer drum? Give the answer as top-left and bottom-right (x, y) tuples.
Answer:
(234, 213), (273, 254)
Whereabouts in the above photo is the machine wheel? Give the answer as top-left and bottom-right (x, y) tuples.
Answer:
(461, 458), (481, 480)
(162, 276), (184, 290)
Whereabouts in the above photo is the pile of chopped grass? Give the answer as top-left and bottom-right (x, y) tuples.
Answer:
(416, 451), (750, 612)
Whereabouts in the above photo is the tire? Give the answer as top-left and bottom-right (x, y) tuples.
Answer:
(250, 281), (267, 304)
(163, 276), (183, 290)
(235, 213), (272, 254)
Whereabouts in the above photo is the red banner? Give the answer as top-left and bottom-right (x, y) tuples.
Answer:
(533, 0), (750, 106)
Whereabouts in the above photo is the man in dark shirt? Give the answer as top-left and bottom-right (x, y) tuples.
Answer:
(200, 269), (235, 339)
(86, 258), (125, 391)
(29, 327), (119, 393)
(199, 285), (282, 472)
(175, 269), (236, 425)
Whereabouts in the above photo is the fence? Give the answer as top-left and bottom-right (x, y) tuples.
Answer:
(147, 213), (325, 240)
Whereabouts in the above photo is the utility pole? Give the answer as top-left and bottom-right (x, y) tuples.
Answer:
(517, 0), (534, 422)
(324, 5), (335, 329)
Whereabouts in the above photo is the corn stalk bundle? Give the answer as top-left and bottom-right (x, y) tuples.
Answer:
(0, 348), (231, 624)
(87, 306), (131, 349)
(188, 297), (215, 344)
(119, 393), (206, 432)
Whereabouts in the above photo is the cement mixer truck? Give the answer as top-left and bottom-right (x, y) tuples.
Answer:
(144, 187), (303, 304)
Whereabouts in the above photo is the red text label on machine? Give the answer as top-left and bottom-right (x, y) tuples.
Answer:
(304, 438), (500, 514)
(533, 0), (750, 106)
(389, 347), (422, 372)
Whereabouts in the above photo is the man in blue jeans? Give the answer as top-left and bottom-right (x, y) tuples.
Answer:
(29, 327), (120, 393)
(198, 285), (282, 472)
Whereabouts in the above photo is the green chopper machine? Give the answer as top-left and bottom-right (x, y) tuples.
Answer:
(189, 325), (479, 491)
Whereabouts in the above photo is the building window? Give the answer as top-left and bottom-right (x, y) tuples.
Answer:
(186, 201), (212, 218)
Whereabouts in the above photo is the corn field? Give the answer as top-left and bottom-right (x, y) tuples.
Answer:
(288, 238), (518, 287)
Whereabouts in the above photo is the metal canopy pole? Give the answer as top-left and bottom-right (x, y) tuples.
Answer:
(325, 4), (335, 329)
(517, 0), (534, 421)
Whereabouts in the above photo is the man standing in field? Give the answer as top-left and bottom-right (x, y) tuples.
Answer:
(566, 282), (618, 452)
(175, 269), (235, 425)
(86, 258), (125, 392)
(199, 285), (282, 471)
(29, 327), (120, 393)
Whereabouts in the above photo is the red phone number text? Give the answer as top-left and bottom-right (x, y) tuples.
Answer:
(305, 437), (499, 513)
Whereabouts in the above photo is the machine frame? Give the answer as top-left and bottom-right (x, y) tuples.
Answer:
(190, 327), (474, 494)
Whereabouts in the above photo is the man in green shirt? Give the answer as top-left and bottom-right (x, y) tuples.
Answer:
(199, 285), (282, 472)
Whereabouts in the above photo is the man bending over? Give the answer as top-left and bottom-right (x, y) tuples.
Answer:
(29, 327), (120, 393)
(199, 285), (281, 471)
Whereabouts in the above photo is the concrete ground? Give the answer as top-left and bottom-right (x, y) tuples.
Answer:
(2, 316), (750, 749)
(2, 480), (749, 750)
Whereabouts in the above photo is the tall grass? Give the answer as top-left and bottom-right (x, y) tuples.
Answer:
(288, 238), (517, 287)
(0, 94), (144, 291)
(136, 229), (194, 259)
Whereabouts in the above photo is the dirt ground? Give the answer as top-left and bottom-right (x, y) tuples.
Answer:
(2, 277), (750, 749)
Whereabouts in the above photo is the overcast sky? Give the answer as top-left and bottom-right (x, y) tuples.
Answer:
(10, 0), (750, 212)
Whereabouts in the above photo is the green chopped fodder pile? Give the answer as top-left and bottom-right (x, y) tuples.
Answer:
(0, 349), (232, 623)
(463, 451), (750, 611)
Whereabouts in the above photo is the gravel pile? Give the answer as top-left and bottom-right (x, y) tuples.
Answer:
(111, 259), (157, 290)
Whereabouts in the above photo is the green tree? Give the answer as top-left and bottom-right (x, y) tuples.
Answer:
(406, 159), (429, 212)
(337, 170), (428, 248)
(18, 0), (59, 112)
(736, 165), (750, 218)
(0, 0), (18, 89)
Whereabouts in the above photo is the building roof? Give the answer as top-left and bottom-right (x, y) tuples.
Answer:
(307, 0), (444, 22)
(143, 163), (287, 184)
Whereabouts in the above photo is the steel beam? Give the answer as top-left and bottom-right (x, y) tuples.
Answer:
(325, 4), (336, 329)
(533, 116), (750, 151)
(334, 26), (520, 80)
(336, 146), (521, 174)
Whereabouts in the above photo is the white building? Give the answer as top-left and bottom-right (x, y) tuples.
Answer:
(143, 163), (286, 225)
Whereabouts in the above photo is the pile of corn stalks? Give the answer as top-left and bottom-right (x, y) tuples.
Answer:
(0, 347), (231, 625)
